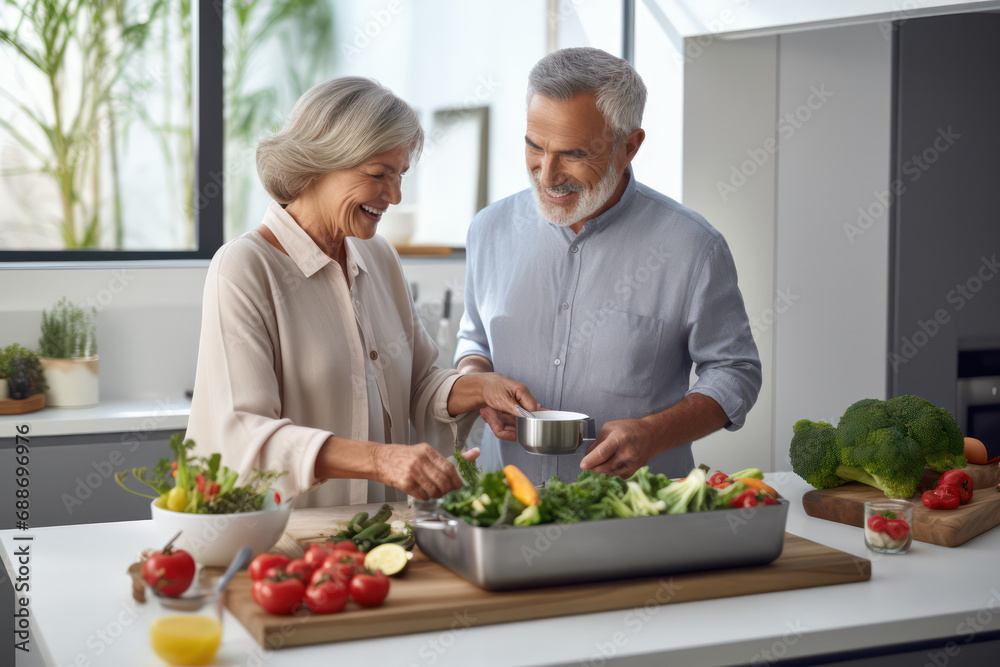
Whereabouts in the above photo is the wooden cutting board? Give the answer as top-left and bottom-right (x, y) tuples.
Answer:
(227, 504), (871, 650)
(802, 464), (1000, 548)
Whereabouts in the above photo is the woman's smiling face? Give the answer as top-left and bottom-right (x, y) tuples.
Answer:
(309, 145), (410, 242)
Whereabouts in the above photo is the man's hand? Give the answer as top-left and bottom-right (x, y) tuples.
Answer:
(579, 418), (659, 478)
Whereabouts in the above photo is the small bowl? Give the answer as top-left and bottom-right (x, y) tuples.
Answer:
(151, 496), (292, 567)
(516, 410), (596, 455)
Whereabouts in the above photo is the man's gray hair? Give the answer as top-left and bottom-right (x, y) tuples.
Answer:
(257, 77), (423, 204)
(527, 47), (647, 141)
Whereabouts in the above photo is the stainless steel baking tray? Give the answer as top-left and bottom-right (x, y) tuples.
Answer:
(414, 500), (789, 590)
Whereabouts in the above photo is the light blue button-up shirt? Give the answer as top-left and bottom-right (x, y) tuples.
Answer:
(456, 168), (762, 482)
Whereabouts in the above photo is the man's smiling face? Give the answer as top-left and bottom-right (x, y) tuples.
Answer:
(525, 92), (622, 229)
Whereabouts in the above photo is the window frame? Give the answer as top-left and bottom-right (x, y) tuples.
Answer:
(1, 1), (635, 264)
(0, 0), (223, 263)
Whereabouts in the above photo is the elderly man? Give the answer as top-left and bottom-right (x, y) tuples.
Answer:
(456, 47), (762, 482)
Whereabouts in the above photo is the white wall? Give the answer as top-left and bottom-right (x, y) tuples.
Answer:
(681, 35), (778, 473)
(772, 23), (893, 470)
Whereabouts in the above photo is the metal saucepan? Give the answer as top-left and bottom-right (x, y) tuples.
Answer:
(515, 410), (596, 455)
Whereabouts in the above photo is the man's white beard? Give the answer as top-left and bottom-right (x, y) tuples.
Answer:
(528, 158), (620, 227)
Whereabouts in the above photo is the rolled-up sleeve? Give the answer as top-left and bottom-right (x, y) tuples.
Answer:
(684, 237), (762, 430)
(186, 259), (329, 500)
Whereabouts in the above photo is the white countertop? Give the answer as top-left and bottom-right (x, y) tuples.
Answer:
(3, 473), (999, 666)
(0, 398), (190, 438)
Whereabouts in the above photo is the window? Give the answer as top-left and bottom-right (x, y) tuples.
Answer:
(1, 0), (630, 260)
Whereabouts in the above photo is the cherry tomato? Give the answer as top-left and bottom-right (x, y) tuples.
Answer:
(249, 553), (291, 582)
(304, 575), (348, 614)
(866, 515), (887, 532)
(252, 574), (305, 615)
(885, 519), (910, 542)
(143, 547), (195, 597)
(321, 554), (362, 583)
(303, 544), (332, 570)
(329, 540), (359, 554)
(349, 571), (390, 608)
(937, 470), (973, 504)
(936, 485), (962, 510)
(285, 558), (315, 580)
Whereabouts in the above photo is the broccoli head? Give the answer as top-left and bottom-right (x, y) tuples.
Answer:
(884, 395), (967, 472)
(789, 395), (967, 499)
(838, 425), (925, 498)
(790, 420), (844, 490)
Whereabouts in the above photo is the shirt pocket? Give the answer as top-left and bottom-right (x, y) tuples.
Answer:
(586, 309), (664, 398)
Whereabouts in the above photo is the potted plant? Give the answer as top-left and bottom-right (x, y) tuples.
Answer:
(0, 344), (48, 401)
(38, 298), (99, 408)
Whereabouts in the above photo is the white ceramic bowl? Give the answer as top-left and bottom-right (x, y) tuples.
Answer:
(150, 496), (292, 567)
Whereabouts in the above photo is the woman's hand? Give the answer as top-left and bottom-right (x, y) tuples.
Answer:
(371, 443), (465, 500)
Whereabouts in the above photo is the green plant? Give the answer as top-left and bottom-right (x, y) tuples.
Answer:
(1, 0), (170, 248)
(38, 297), (98, 358)
(0, 344), (48, 397)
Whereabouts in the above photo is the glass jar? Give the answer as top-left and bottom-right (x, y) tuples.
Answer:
(864, 499), (914, 554)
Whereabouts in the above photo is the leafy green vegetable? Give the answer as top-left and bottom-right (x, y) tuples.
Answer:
(441, 465), (743, 527)
(454, 446), (482, 486)
(115, 433), (285, 513)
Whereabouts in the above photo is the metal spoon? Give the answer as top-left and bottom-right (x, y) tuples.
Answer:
(515, 405), (535, 420)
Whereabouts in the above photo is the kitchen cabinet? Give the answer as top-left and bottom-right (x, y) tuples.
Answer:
(3, 474), (1000, 665)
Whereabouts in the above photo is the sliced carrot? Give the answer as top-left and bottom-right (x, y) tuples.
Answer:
(504, 465), (539, 506)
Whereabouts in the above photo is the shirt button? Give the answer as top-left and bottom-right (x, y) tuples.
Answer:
(553, 358), (561, 366)
(370, 350), (378, 360)
(561, 302), (569, 310)
(355, 300), (360, 307)
(570, 246), (579, 253)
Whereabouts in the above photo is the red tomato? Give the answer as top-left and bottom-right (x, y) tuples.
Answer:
(303, 544), (332, 570)
(329, 540), (359, 554)
(285, 558), (315, 580)
(349, 571), (390, 608)
(937, 470), (973, 504)
(321, 554), (362, 583)
(936, 485), (962, 510)
(304, 576), (348, 614)
(249, 553), (290, 582)
(143, 547), (196, 597)
(885, 519), (910, 541)
(866, 515), (887, 532)
(921, 490), (943, 510)
(251, 575), (305, 615)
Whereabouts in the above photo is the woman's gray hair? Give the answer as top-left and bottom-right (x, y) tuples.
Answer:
(527, 47), (647, 142)
(257, 77), (423, 204)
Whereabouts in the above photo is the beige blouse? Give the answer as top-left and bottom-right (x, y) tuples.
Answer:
(186, 201), (476, 508)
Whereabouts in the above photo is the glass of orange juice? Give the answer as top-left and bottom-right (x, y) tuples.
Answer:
(147, 585), (224, 666)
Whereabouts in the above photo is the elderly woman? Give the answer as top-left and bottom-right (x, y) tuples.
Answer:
(186, 77), (539, 507)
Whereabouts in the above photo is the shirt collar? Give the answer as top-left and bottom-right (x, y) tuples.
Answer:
(586, 164), (637, 234)
(262, 201), (368, 279)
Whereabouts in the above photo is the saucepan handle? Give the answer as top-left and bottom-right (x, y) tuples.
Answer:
(414, 518), (458, 538)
